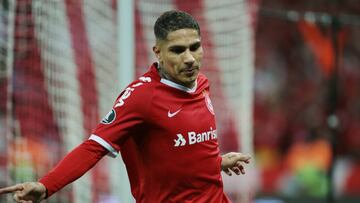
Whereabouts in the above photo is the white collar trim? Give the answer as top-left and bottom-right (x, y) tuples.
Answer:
(160, 78), (197, 93)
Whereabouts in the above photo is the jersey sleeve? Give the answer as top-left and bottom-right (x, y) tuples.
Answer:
(39, 140), (108, 197)
(90, 78), (153, 157)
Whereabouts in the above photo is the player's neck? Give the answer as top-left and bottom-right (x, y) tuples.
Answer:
(157, 65), (195, 89)
(157, 65), (171, 81)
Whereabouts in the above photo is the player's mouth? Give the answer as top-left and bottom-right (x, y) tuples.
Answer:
(181, 67), (199, 76)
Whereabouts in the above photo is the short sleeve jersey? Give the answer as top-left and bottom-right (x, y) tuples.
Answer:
(91, 63), (230, 203)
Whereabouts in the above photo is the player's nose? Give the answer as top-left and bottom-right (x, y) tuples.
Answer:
(183, 49), (195, 66)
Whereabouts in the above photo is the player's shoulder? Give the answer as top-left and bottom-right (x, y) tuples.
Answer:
(197, 72), (210, 90)
(113, 74), (155, 109)
(198, 72), (208, 83)
(132, 75), (156, 93)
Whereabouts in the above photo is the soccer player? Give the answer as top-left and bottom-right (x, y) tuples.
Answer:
(0, 10), (251, 203)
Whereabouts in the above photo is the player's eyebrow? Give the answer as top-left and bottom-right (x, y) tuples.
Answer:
(189, 42), (201, 51)
(168, 41), (201, 53)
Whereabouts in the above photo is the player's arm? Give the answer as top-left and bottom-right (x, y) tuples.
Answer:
(221, 152), (251, 176)
(0, 139), (108, 202)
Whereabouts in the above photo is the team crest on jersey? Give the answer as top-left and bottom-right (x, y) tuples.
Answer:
(203, 91), (214, 115)
(101, 109), (116, 124)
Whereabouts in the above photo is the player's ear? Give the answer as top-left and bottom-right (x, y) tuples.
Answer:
(153, 45), (161, 61)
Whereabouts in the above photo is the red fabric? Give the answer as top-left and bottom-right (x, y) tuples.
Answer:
(345, 163), (360, 195)
(39, 140), (108, 197)
(92, 63), (229, 203)
(64, 0), (99, 135)
(13, 0), (60, 142)
(64, 2), (102, 202)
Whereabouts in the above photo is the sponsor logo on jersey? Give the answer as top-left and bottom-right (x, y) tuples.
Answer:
(114, 76), (151, 108)
(174, 127), (217, 147)
(101, 109), (116, 124)
(203, 90), (214, 115)
(168, 109), (181, 118)
(174, 134), (186, 146)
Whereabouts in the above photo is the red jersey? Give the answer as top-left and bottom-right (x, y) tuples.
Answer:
(91, 63), (230, 203)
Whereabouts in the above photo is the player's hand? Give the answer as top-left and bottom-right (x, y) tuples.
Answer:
(221, 152), (251, 176)
(0, 182), (47, 203)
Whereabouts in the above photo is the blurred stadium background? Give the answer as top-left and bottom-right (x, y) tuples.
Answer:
(0, 0), (359, 202)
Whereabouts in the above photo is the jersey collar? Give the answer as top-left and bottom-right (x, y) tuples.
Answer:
(160, 78), (197, 93)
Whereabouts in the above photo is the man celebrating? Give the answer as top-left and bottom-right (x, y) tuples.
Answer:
(0, 10), (251, 203)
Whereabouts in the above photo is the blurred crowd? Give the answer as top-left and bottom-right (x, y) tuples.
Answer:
(253, 0), (360, 198)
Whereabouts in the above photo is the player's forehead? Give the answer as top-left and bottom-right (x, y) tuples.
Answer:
(164, 28), (200, 47)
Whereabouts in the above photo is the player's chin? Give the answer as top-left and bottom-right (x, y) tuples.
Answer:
(180, 77), (197, 88)
(185, 72), (199, 80)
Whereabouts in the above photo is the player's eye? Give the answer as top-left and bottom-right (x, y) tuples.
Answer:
(190, 42), (201, 52)
(169, 46), (186, 54)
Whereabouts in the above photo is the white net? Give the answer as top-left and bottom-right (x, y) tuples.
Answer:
(2, 0), (121, 202)
(1, 0), (257, 202)
(0, 2), (15, 203)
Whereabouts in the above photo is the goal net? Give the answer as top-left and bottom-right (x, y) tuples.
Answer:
(1, 0), (119, 202)
(1, 0), (257, 202)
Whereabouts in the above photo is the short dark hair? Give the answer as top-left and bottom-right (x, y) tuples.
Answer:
(154, 10), (200, 41)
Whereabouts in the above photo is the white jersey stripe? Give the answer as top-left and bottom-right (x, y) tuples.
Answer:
(89, 134), (119, 158)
